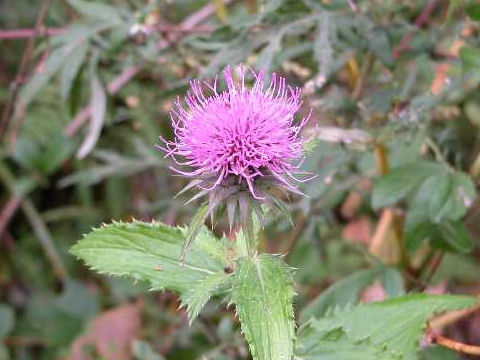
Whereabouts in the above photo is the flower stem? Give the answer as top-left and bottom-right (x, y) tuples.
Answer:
(237, 212), (258, 257)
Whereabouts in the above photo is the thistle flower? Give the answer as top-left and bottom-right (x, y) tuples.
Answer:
(159, 65), (312, 225)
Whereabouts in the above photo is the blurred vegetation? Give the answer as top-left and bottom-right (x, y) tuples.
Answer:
(2, 0), (480, 359)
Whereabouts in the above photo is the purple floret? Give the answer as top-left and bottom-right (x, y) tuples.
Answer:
(159, 65), (311, 201)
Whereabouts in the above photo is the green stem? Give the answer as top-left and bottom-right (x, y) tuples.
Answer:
(237, 212), (258, 257)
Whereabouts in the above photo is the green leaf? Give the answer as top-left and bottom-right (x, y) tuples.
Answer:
(436, 221), (473, 253)
(70, 221), (228, 295)
(466, 4), (480, 21)
(417, 171), (475, 222)
(231, 254), (295, 360)
(306, 294), (478, 360)
(380, 267), (405, 298)
(133, 340), (166, 360)
(77, 73), (106, 159)
(0, 305), (14, 339)
(18, 43), (77, 108)
(405, 214), (473, 254)
(13, 135), (74, 174)
(0, 344), (9, 360)
(366, 26), (393, 66)
(300, 267), (384, 324)
(181, 272), (230, 324)
(181, 202), (210, 266)
(460, 47), (480, 76)
(60, 42), (89, 101)
(419, 346), (460, 360)
(296, 328), (402, 360)
(371, 162), (441, 209)
(66, 0), (122, 22)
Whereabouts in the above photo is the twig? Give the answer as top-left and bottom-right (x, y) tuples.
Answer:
(63, 0), (232, 138)
(0, 27), (67, 40)
(422, 251), (445, 285)
(392, 0), (442, 58)
(0, 0), (53, 141)
(426, 326), (480, 356)
(430, 303), (480, 331)
(346, 0), (358, 13)
(21, 199), (68, 281)
(0, 25), (212, 40)
(0, 163), (67, 282)
(4, 337), (49, 346)
(0, 196), (22, 237)
(351, 53), (373, 101)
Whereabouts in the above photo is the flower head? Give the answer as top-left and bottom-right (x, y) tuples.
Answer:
(159, 65), (311, 223)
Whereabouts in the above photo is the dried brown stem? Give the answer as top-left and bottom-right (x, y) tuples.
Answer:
(430, 303), (480, 331)
(392, 0), (442, 58)
(0, 27), (67, 40)
(64, 0), (232, 138)
(0, 196), (22, 237)
(0, 0), (53, 141)
(426, 326), (480, 356)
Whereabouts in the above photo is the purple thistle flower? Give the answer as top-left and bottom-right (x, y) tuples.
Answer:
(159, 65), (312, 223)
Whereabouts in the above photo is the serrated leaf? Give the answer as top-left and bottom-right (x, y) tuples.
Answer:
(372, 162), (442, 209)
(300, 267), (384, 324)
(181, 202), (210, 266)
(307, 294), (478, 360)
(296, 328), (402, 360)
(70, 221), (228, 294)
(231, 254), (295, 360)
(181, 272), (230, 324)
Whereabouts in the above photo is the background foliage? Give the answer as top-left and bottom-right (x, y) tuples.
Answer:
(2, 0), (480, 359)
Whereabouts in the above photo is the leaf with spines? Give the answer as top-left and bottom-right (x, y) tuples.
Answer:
(231, 254), (295, 360)
(71, 221), (228, 295)
(304, 294), (478, 360)
(296, 327), (403, 360)
(180, 202), (210, 267)
(181, 272), (231, 324)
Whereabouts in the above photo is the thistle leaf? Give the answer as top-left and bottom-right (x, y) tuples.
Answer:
(181, 202), (210, 267)
(301, 294), (479, 360)
(71, 221), (228, 295)
(231, 254), (295, 360)
(181, 272), (231, 324)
